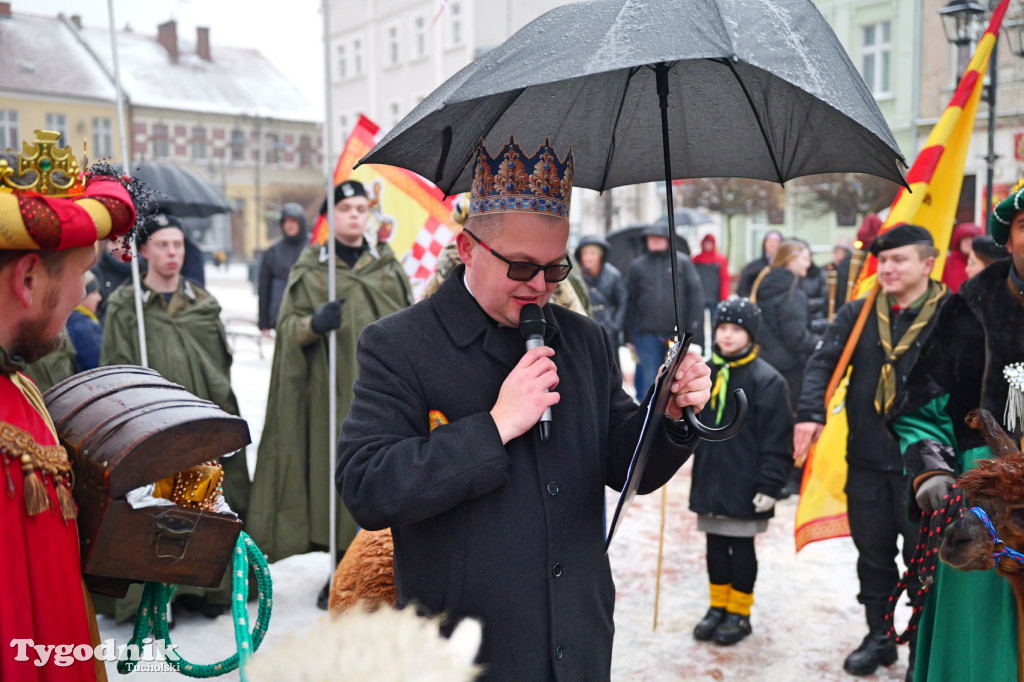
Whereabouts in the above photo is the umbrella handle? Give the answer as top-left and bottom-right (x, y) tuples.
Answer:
(682, 389), (748, 441)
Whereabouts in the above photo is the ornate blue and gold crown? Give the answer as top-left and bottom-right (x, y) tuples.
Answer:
(469, 136), (573, 219)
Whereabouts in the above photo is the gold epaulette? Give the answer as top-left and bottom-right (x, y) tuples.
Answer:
(1, 422), (76, 521)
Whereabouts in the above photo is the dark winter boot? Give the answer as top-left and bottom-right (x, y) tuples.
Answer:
(693, 607), (726, 641)
(843, 604), (897, 675)
(713, 613), (752, 645)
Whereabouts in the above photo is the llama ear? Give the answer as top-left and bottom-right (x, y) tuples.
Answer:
(447, 617), (483, 664)
(966, 408), (1021, 458)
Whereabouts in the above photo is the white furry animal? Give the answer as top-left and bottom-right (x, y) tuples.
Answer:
(245, 605), (483, 682)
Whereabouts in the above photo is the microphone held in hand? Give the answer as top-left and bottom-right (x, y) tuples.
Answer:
(519, 303), (552, 442)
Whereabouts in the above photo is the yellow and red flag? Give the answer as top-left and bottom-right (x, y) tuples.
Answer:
(795, 0), (1009, 551)
(312, 114), (460, 294)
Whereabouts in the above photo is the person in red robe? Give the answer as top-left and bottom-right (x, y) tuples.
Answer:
(0, 131), (140, 682)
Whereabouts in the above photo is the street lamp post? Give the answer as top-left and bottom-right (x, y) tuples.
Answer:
(940, 0), (998, 222)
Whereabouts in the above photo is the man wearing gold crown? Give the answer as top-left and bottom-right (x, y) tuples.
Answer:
(888, 180), (1024, 681)
(0, 131), (140, 681)
(336, 137), (710, 681)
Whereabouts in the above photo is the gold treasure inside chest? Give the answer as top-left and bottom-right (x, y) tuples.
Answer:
(45, 366), (250, 596)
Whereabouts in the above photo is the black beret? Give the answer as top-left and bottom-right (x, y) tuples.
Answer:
(869, 223), (933, 256)
(971, 235), (1011, 264)
(319, 180), (368, 215)
(715, 298), (761, 343)
(137, 213), (184, 245)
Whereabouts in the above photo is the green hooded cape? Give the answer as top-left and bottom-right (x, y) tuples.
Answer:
(247, 242), (413, 562)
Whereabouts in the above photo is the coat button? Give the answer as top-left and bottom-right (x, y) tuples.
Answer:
(552, 562), (564, 578)
(555, 645), (564, 660)
(547, 481), (560, 495)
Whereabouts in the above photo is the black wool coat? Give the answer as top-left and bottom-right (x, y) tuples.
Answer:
(336, 265), (698, 682)
(797, 289), (948, 473)
(624, 249), (705, 347)
(689, 355), (793, 519)
(753, 268), (821, 374)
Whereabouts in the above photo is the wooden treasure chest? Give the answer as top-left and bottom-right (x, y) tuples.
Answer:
(45, 365), (250, 594)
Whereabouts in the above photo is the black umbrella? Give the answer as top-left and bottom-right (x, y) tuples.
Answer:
(130, 161), (232, 218)
(651, 208), (712, 230)
(605, 223), (692, 274)
(357, 0), (906, 545)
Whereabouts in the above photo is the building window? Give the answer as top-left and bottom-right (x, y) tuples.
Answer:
(861, 21), (891, 96)
(0, 109), (19, 150)
(91, 117), (114, 158)
(192, 126), (207, 160)
(389, 101), (401, 127)
(340, 115), (350, 143)
(353, 39), (364, 75)
(450, 3), (463, 46)
(299, 135), (312, 168)
(266, 133), (280, 164)
(338, 44), (347, 80)
(387, 25), (400, 65)
(152, 123), (169, 158)
(45, 113), (67, 144)
(414, 16), (427, 59)
(230, 128), (245, 162)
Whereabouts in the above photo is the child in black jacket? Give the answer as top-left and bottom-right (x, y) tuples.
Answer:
(690, 298), (794, 645)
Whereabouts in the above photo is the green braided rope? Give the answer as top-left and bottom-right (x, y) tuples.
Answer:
(117, 532), (273, 679)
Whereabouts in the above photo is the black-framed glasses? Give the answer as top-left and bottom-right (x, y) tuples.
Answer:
(463, 228), (573, 283)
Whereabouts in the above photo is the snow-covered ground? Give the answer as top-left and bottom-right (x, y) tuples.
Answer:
(97, 263), (912, 680)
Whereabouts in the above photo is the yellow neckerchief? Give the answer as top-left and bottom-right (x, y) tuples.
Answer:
(874, 279), (946, 414)
(711, 346), (758, 425)
(73, 304), (99, 322)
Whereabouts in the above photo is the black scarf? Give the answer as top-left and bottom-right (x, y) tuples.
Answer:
(0, 344), (27, 375)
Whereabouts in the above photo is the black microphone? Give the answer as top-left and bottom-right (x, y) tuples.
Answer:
(519, 303), (552, 442)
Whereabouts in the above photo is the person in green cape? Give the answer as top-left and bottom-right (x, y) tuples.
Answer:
(889, 179), (1024, 680)
(246, 180), (414, 609)
(98, 213), (250, 621)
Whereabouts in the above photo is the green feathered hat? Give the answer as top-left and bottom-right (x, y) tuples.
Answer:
(988, 177), (1024, 246)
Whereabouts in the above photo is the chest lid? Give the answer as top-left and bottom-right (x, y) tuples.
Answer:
(45, 366), (251, 498)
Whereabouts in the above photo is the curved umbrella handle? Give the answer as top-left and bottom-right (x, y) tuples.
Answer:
(683, 389), (748, 441)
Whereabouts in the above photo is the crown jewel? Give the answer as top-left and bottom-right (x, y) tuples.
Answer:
(0, 130), (86, 196)
(469, 136), (573, 219)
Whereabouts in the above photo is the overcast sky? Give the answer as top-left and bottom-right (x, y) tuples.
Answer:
(27, 0), (327, 112)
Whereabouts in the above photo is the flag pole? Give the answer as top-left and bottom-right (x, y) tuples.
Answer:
(106, 0), (147, 368)
(322, 0), (339, 579)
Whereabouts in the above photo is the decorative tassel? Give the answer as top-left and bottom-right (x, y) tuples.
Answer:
(1004, 364), (1024, 435)
(56, 482), (77, 522)
(21, 461), (50, 516)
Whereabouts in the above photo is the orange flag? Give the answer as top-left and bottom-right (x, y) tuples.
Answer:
(795, 0), (1009, 551)
(313, 115), (460, 295)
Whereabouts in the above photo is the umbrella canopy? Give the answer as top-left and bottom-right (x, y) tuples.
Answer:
(605, 223), (691, 274)
(359, 0), (906, 193)
(130, 161), (232, 218)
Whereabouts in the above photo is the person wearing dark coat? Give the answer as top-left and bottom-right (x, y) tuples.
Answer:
(66, 272), (104, 372)
(336, 137), (711, 682)
(690, 298), (793, 646)
(749, 239), (821, 404)
(575, 235), (626, 344)
(624, 223), (705, 397)
(91, 237), (134, 320)
(736, 230), (782, 297)
(794, 224), (949, 677)
(258, 202), (308, 332)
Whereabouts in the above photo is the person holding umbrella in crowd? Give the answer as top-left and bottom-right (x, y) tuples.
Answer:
(258, 202), (308, 336)
(625, 223), (705, 397)
(248, 180), (414, 610)
(336, 137), (711, 681)
(575, 235), (627, 344)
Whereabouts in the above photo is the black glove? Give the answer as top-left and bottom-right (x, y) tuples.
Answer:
(311, 299), (345, 334)
(916, 474), (955, 514)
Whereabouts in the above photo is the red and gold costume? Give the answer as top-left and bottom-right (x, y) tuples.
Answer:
(0, 131), (138, 681)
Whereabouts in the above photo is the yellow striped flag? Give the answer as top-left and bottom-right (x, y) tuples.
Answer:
(795, 0), (1009, 551)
